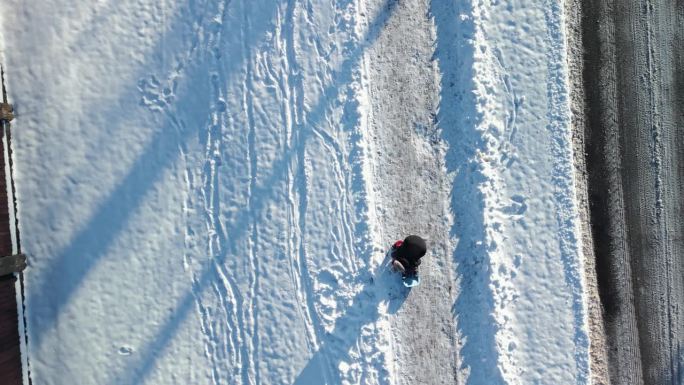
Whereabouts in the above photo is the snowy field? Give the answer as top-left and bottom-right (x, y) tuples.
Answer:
(0, 0), (593, 384)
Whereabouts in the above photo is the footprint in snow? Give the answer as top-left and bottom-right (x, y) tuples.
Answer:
(502, 194), (527, 217)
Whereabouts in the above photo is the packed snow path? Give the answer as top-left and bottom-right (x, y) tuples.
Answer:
(0, 0), (593, 384)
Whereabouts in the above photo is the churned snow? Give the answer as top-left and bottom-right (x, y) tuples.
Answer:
(0, 0), (591, 384)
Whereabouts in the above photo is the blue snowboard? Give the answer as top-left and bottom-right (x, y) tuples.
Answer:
(402, 274), (420, 287)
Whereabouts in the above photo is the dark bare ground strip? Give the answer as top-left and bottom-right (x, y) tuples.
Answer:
(581, 0), (684, 383)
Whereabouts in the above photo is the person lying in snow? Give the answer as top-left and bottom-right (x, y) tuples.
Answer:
(390, 235), (426, 277)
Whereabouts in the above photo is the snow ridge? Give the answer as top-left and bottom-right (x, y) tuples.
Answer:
(542, 1), (590, 382)
(434, 0), (521, 382)
(436, 0), (592, 383)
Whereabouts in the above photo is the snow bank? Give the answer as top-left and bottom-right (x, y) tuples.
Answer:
(433, 0), (590, 383)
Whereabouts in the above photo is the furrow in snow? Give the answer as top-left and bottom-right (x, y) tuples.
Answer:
(242, 1), (262, 380)
(282, 0), (320, 362)
(177, 1), (251, 383)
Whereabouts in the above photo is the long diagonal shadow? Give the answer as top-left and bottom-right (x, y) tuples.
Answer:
(29, 0), (273, 350)
(432, 0), (507, 384)
(105, 1), (402, 384)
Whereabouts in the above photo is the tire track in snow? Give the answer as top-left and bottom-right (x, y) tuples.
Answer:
(579, 0), (645, 381)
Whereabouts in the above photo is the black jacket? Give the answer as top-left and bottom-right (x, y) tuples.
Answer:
(393, 235), (426, 274)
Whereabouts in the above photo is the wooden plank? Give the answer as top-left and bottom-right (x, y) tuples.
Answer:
(0, 254), (26, 277)
(0, 274), (21, 384)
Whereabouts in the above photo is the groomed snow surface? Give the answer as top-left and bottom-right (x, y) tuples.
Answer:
(1, 0), (591, 384)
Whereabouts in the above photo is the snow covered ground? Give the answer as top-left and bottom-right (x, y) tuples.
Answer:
(434, 0), (590, 383)
(0, 0), (593, 384)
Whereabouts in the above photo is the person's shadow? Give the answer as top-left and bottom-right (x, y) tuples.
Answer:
(292, 250), (411, 385)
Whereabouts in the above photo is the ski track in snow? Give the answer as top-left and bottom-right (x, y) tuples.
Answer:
(0, 0), (594, 384)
